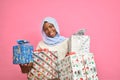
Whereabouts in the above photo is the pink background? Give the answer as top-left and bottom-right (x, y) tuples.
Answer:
(0, 0), (120, 80)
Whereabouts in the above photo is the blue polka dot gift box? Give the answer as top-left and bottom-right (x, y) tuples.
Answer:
(13, 40), (34, 64)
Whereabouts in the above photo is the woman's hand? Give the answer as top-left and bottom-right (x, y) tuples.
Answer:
(19, 63), (33, 73)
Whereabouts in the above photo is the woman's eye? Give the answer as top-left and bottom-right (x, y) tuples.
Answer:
(49, 25), (53, 28)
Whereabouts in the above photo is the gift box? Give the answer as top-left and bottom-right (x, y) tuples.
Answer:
(58, 53), (98, 80)
(13, 40), (33, 64)
(69, 35), (90, 53)
(28, 49), (59, 80)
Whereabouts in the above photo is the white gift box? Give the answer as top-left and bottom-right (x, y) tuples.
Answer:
(58, 53), (98, 80)
(69, 35), (90, 53)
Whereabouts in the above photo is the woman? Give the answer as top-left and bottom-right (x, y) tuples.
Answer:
(36, 17), (68, 61)
(20, 17), (69, 80)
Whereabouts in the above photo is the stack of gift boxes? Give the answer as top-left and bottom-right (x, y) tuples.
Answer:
(13, 40), (59, 80)
(13, 31), (99, 80)
(58, 34), (99, 80)
(28, 49), (59, 80)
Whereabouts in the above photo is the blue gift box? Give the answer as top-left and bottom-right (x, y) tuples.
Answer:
(13, 40), (33, 64)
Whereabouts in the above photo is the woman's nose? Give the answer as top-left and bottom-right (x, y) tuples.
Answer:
(48, 28), (52, 32)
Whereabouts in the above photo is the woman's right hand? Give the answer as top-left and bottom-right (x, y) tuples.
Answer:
(19, 63), (33, 73)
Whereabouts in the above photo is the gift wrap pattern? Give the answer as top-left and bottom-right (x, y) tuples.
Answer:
(58, 53), (98, 80)
(28, 49), (59, 80)
(69, 35), (90, 53)
(13, 44), (33, 64)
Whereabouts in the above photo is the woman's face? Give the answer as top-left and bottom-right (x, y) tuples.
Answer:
(43, 22), (57, 38)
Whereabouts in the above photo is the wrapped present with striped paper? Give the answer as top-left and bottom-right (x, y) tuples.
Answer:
(28, 49), (59, 80)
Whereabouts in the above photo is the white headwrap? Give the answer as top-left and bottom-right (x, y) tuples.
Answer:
(41, 17), (65, 45)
